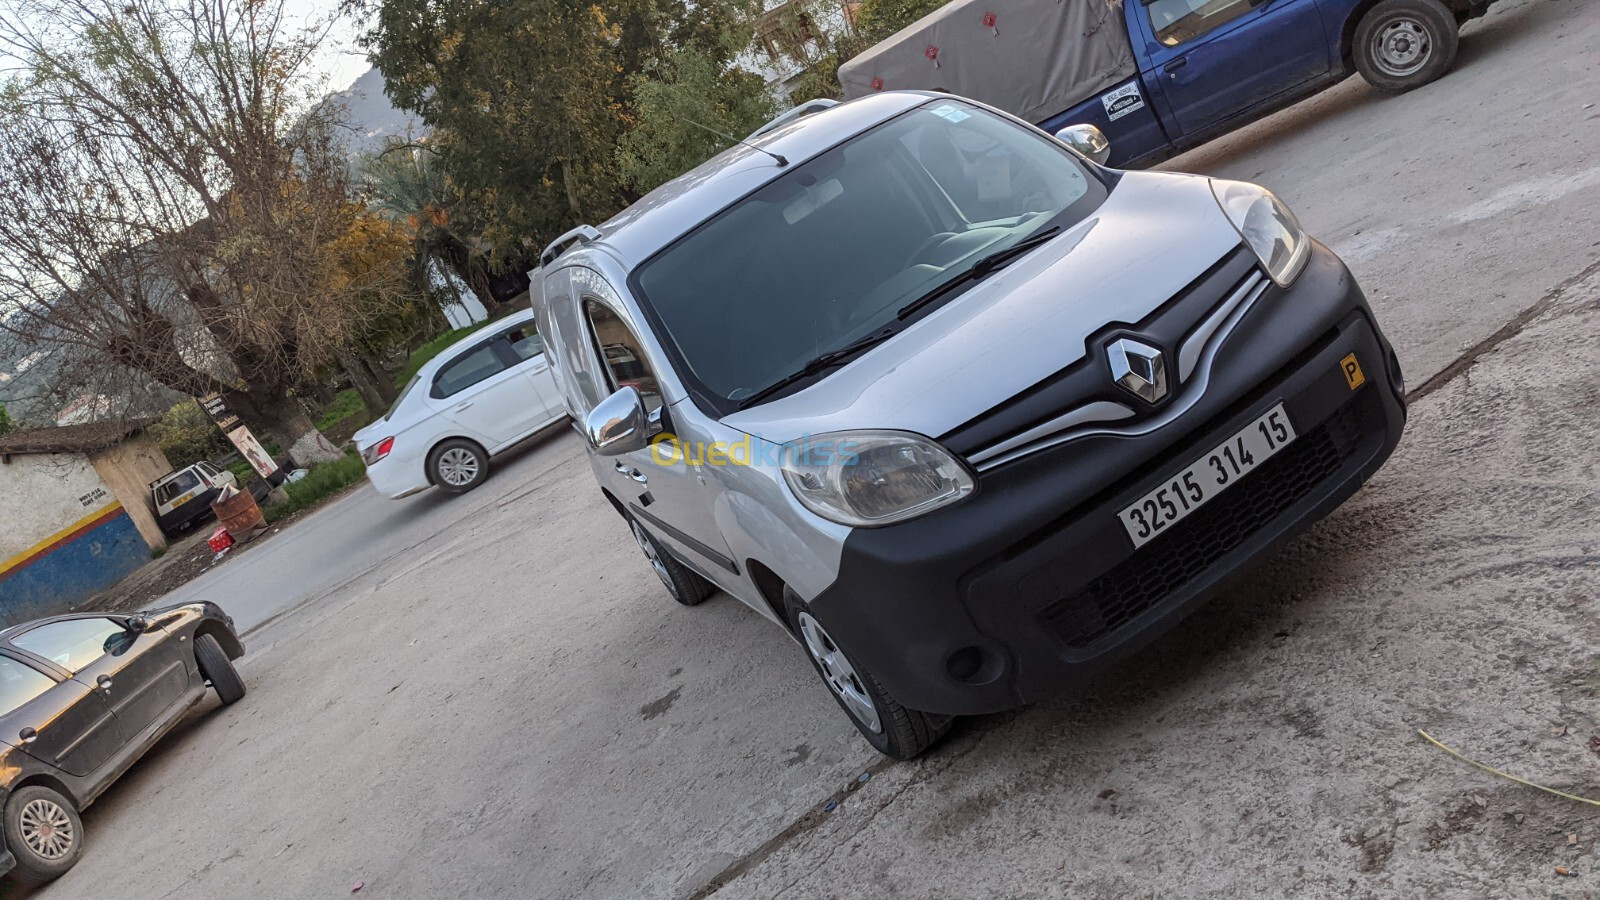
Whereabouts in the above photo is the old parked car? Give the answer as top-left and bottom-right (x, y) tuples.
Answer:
(534, 93), (1406, 758)
(151, 462), (238, 537)
(353, 309), (569, 498)
(0, 604), (245, 886)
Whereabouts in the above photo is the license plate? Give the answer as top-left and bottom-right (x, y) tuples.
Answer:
(174, 492), (195, 506)
(1118, 403), (1297, 548)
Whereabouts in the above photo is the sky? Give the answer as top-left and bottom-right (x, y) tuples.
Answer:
(281, 0), (370, 93)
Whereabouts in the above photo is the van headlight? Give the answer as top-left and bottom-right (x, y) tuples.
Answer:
(780, 431), (975, 528)
(1210, 180), (1310, 287)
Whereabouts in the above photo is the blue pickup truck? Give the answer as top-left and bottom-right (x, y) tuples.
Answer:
(839, 0), (1496, 168)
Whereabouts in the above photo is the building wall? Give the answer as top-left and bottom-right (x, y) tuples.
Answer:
(89, 436), (173, 552)
(0, 452), (151, 624)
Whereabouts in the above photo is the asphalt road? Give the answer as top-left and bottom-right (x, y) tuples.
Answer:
(21, 2), (1600, 896)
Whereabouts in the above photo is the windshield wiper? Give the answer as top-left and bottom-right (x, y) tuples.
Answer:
(896, 226), (1062, 321)
(737, 325), (899, 409)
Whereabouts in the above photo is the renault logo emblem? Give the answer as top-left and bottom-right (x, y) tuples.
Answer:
(1107, 338), (1168, 404)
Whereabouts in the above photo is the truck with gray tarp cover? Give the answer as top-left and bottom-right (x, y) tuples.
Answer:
(840, 0), (1498, 167)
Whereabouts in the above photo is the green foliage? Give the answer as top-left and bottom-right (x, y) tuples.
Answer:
(264, 450), (368, 523)
(854, 0), (950, 43)
(313, 389), (371, 432)
(149, 400), (225, 469)
(361, 0), (765, 259)
(618, 49), (777, 195)
(225, 458), (255, 484)
(0, 402), (11, 437)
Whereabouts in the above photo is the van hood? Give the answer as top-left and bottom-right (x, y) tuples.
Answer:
(721, 170), (1246, 444)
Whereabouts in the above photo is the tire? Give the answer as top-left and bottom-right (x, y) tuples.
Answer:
(428, 439), (489, 494)
(783, 588), (951, 760)
(3, 785), (83, 886)
(1353, 0), (1460, 93)
(629, 518), (715, 606)
(195, 633), (246, 705)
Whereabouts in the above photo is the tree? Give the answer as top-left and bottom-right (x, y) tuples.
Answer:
(353, 0), (763, 261)
(0, 0), (411, 463)
(0, 402), (11, 437)
(360, 138), (506, 316)
(617, 48), (777, 195)
(362, 0), (630, 266)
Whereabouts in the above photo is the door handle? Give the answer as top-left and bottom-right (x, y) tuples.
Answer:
(614, 461), (648, 483)
(18, 727), (36, 745)
(454, 401), (475, 412)
(1165, 57), (1188, 76)
(96, 674), (113, 691)
(614, 461), (630, 474)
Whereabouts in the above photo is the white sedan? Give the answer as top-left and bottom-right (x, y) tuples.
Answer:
(354, 310), (568, 498)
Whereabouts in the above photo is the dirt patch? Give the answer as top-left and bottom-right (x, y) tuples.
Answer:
(639, 685), (682, 721)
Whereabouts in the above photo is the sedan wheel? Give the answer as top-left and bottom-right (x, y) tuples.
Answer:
(3, 785), (84, 886)
(19, 798), (74, 861)
(429, 439), (489, 494)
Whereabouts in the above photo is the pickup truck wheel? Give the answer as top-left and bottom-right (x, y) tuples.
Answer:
(195, 632), (246, 705)
(630, 518), (714, 606)
(1353, 0), (1459, 93)
(783, 587), (951, 760)
(4, 785), (83, 886)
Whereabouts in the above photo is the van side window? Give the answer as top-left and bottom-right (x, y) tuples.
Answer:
(582, 299), (662, 414)
(1147, 0), (1253, 46)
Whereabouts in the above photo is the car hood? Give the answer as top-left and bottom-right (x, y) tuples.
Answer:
(721, 170), (1244, 444)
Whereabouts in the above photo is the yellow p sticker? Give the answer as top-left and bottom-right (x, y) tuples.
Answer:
(1340, 353), (1366, 390)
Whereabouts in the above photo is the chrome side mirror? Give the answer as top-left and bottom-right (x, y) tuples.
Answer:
(1055, 124), (1111, 166)
(585, 387), (649, 457)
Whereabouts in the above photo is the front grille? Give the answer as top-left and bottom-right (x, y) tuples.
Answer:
(1041, 398), (1369, 650)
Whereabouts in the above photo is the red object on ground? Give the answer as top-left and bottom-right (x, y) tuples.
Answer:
(207, 527), (235, 553)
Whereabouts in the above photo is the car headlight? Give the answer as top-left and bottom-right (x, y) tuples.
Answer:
(780, 430), (975, 528)
(1210, 180), (1310, 287)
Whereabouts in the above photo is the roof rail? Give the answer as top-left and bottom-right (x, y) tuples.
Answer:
(748, 98), (840, 140)
(540, 225), (601, 267)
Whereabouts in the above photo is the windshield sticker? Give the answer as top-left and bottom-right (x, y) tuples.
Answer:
(1101, 82), (1144, 122)
(931, 104), (971, 123)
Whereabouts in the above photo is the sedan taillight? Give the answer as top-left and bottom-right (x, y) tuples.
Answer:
(362, 436), (395, 466)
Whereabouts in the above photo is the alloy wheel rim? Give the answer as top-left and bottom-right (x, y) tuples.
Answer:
(1372, 19), (1431, 77)
(797, 612), (882, 733)
(437, 447), (480, 486)
(19, 798), (73, 860)
(631, 521), (675, 592)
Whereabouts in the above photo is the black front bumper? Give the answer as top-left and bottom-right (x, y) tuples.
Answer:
(807, 243), (1407, 715)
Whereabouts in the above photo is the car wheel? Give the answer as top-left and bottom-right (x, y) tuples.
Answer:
(429, 439), (489, 494)
(195, 632), (246, 705)
(629, 518), (714, 606)
(1353, 0), (1459, 93)
(782, 587), (950, 760)
(3, 785), (83, 886)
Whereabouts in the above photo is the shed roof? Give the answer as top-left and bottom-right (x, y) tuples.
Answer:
(0, 418), (156, 457)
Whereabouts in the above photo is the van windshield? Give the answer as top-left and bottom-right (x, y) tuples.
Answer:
(632, 101), (1107, 413)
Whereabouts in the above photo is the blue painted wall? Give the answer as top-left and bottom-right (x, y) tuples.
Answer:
(0, 511), (148, 626)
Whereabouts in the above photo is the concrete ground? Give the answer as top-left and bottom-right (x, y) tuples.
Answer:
(17, 1), (1599, 896)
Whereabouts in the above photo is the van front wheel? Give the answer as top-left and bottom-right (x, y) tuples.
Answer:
(1353, 0), (1459, 93)
(783, 587), (950, 760)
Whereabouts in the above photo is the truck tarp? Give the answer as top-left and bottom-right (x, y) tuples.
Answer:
(838, 0), (1136, 125)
